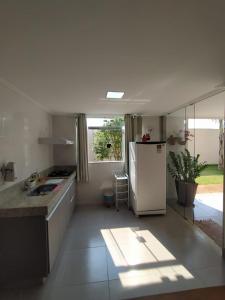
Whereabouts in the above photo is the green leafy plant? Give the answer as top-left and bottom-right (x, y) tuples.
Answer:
(93, 130), (111, 160)
(167, 149), (207, 183)
(93, 117), (124, 161)
(167, 130), (194, 145)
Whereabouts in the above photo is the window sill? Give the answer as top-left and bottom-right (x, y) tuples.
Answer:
(88, 161), (125, 164)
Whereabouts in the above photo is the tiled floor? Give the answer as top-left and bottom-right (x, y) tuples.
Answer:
(1, 205), (225, 300)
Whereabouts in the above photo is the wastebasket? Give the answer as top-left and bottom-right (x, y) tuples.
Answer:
(103, 190), (114, 207)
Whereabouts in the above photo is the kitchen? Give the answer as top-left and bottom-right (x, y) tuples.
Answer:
(0, 95), (78, 287)
(0, 88), (163, 282)
(1, 1), (225, 299)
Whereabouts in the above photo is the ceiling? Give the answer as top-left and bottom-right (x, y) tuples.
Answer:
(169, 91), (225, 118)
(0, 0), (225, 116)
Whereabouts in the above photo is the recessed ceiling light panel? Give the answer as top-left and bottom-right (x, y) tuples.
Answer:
(106, 91), (124, 99)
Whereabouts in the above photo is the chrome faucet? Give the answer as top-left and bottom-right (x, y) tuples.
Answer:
(24, 171), (40, 191)
(30, 172), (40, 181)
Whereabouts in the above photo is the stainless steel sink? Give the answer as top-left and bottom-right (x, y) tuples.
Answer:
(28, 184), (58, 196)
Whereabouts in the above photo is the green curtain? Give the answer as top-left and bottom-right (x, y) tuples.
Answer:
(75, 114), (89, 182)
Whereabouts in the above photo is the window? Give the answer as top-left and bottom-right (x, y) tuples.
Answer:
(188, 119), (220, 129)
(87, 117), (125, 162)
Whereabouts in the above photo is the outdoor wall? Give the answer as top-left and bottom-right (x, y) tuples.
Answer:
(52, 115), (76, 166)
(188, 129), (220, 164)
(77, 161), (124, 205)
(0, 83), (53, 190)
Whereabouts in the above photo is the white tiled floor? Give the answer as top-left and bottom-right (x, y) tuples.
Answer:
(1, 205), (225, 300)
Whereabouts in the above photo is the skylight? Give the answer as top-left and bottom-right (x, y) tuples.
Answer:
(106, 91), (124, 99)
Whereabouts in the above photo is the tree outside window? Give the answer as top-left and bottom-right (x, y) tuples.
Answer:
(87, 117), (124, 162)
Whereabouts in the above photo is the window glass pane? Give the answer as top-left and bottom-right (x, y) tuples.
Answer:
(87, 118), (113, 127)
(87, 117), (124, 162)
(188, 119), (220, 129)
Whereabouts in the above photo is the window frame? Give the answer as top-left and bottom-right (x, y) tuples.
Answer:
(87, 117), (125, 163)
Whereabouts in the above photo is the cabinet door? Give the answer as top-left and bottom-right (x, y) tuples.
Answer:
(61, 181), (76, 234)
(0, 216), (48, 284)
(47, 180), (75, 271)
(67, 181), (76, 219)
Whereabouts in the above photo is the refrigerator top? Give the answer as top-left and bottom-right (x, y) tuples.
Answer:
(135, 141), (166, 144)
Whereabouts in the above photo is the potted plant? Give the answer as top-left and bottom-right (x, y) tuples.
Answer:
(167, 135), (177, 145)
(167, 130), (194, 146)
(167, 149), (207, 207)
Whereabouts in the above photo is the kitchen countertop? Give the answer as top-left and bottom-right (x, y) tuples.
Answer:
(0, 171), (76, 218)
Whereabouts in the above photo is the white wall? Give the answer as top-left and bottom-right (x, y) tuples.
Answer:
(51, 115), (124, 204)
(77, 162), (124, 205)
(52, 115), (162, 204)
(142, 116), (160, 141)
(52, 115), (76, 165)
(0, 84), (53, 188)
(188, 129), (219, 164)
(78, 117), (162, 204)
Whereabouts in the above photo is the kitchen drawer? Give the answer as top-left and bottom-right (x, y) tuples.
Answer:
(47, 180), (75, 271)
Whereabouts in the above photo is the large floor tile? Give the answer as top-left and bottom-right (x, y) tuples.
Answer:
(194, 265), (225, 287)
(69, 207), (106, 229)
(46, 282), (109, 300)
(107, 253), (187, 282)
(106, 250), (161, 281)
(0, 288), (22, 300)
(109, 273), (204, 300)
(105, 227), (181, 281)
(20, 285), (49, 300)
(103, 208), (147, 229)
(173, 245), (224, 271)
(64, 226), (105, 250)
(55, 247), (108, 286)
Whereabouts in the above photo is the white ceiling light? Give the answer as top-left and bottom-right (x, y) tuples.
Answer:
(106, 91), (124, 99)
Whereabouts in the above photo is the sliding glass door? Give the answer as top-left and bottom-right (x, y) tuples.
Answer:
(166, 95), (224, 251)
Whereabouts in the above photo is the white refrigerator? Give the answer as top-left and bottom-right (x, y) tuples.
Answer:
(129, 142), (166, 216)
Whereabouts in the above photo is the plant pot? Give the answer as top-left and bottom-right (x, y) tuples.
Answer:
(176, 137), (186, 145)
(175, 179), (179, 197)
(167, 136), (176, 145)
(176, 181), (198, 207)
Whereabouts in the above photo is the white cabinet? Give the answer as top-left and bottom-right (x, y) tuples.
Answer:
(47, 180), (76, 271)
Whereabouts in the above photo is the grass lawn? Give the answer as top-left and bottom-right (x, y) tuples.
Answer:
(196, 164), (224, 185)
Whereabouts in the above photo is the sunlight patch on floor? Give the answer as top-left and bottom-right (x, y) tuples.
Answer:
(101, 227), (176, 267)
(137, 230), (176, 262)
(101, 227), (195, 288)
(118, 265), (194, 287)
